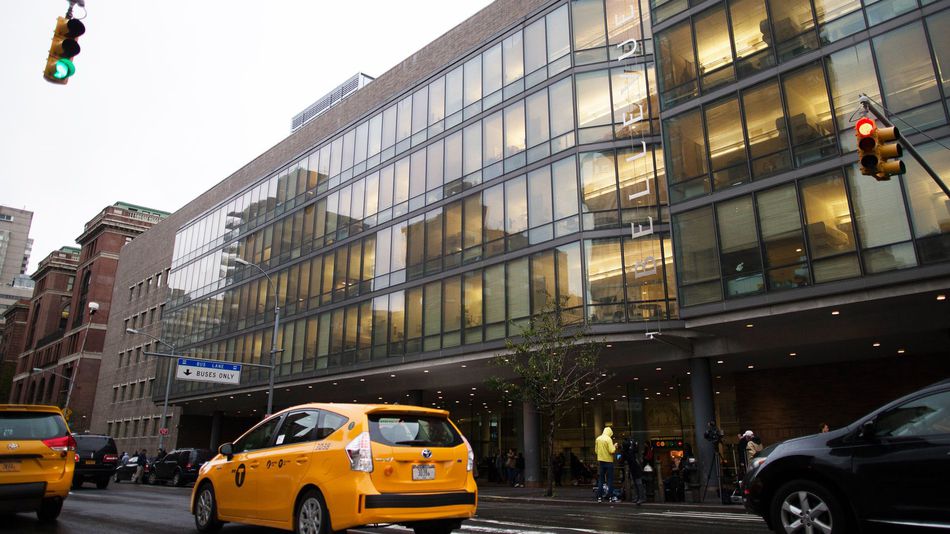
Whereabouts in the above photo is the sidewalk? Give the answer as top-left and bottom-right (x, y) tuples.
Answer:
(477, 482), (745, 512)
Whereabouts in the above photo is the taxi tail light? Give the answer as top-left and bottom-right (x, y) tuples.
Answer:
(463, 436), (474, 472)
(74, 453), (80, 462)
(43, 434), (76, 453)
(103, 454), (118, 463)
(345, 431), (374, 472)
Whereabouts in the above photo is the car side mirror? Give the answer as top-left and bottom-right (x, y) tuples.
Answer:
(219, 442), (234, 460)
(859, 419), (876, 439)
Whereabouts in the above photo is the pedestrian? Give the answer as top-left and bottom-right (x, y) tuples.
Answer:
(120, 451), (129, 465)
(819, 422), (830, 433)
(133, 448), (147, 483)
(594, 426), (617, 502)
(552, 452), (565, 487)
(745, 431), (764, 466)
(515, 452), (525, 487)
(621, 437), (645, 504)
(495, 450), (506, 484)
(506, 449), (517, 487)
(737, 430), (753, 473)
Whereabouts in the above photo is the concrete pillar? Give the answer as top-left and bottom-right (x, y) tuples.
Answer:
(593, 403), (604, 437)
(690, 357), (719, 502)
(522, 400), (541, 486)
(210, 411), (223, 451)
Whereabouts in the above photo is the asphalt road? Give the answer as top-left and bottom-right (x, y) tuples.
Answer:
(1, 482), (771, 534)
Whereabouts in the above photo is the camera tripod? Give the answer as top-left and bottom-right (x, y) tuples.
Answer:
(701, 442), (726, 504)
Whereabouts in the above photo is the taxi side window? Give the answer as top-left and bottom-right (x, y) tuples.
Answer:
(316, 410), (348, 440)
(234, 416), (282, 453)
(275, 411), (320, 446)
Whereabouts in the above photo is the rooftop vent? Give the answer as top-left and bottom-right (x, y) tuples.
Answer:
(292, 72), (375, 133)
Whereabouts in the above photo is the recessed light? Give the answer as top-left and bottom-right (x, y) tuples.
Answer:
(332, 382), (338, 386)
(633, 377), (639, 381)
(789, 352), (797, 356)
(872, 342), (880, 347)
(360, 378), (365, 382)
(390, 374), (396, 378)
(606, 344), (613, 348)
(471, 387), (477, 390)
(229, 396), (234, 399)
(717, 360), (724, 364)
(897, 349), (905, 354)
(831, 310), (840, 316)
(461, 364), (467, 368)
(937, 294), (946, 301)
(745, 324), (754, 328)
(655, 367), (662, 371)
(747, 365), (754, 369)
(715, 391), (720, 395)
(424, 370), (429, 373)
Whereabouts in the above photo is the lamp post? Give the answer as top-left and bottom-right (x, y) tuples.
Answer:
(31, 367), (71, 409)
(67, 301), (98, 413)
(234, 257), (279, 416)
(127, 328), (176, 452)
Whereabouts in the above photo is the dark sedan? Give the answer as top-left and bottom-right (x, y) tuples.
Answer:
(113, 454), (151, 483)
(743, 378), (950, 533)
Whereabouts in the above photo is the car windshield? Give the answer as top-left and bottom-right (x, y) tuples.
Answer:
(369, 414), (463, 447)
(0, 412), (67, 440)
(74, 436), (114, 451)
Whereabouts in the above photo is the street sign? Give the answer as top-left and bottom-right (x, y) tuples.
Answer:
(176, 358), (242, 385)
(159, 427), (169, 436)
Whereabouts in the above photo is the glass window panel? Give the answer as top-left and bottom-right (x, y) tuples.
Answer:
(782, 64), (836, 165)
(445, 201), (463, 256)
(525, 18), (546, 74)
(485, 264), (506, 324)
(506, 175), (528, 235)
(814, 0), (860, 24)
(929, 10), (950, 94)
(576, 69), (613, 129)
(585, 238), (624, 305)
(463, 123), (482, 175)
(464, 271), (483, 330)
(526, 89), (550, 147)
(507, 257), (530, 322)
(407, 215), (425, 273)
(362, 235), (376, 282)
(345, 306), (358, 352)
(412, 87), (428, 135)
(664, 108), (708, 184)
(800, 171), (858, 261)
(756, 184), (807, 269)
(504, 101), (526, 156)
(902, 140), (950, 240)
(528, 167), (554, 228)
(549, 78), (575, 137)
(483, 111), (504, 165)
(606, 0), (643, 46)
(874, 23), (940, 114)
(354, 121), (368, 165)
(623, 234), (667, 304)
(611, 64), (649, 139)
(673, 206), (721, 284)
(825, 43), (880, 137)
(553, 156), (579, 219)
(847, 166), (912, 249)
(463, 193), (484, 257)
(768, 0), (818, 60)
(330, 137), (343, 177)
(443, 276), (462, 333)
(410, 150), (426, 200)
(368, 113), (382, 157)
(428, 77), (445, 125)
(705, 97), (748, 188)
(379, 165), (394, 210)
(396, 96), (412, 143)
(484, 44), (503, 96)
(382, 104), (397, 150)
(742, 81), (790, 178)
(364, 172), (379, 216)
(619, 146), (658, 211)
(391, 221), (407, 271)
(547, 5), (571, 62)
(717, 196), (764, 296)
(375, 227), (392, 277)
(694, 5), (736, 90)
(372, 295), (389, 349)
(342, 130), (355, 171)
(426, 209), (443, 262)
(580, 151), (619, 213)
(446, 66), (464, 116)
(729, 0), (773, 77)
(573, 0), (607, 51)
(330, 309), (344, 354)
(483, 184), (505, 249)
(389, 291), (405, 348)
(406, 287), (423, 342)
(427, 140), (444, 192)
(503, 31), (524, 85)
(424, 281), (441, 336)
(556, 242), (584, 318)
(359, 301), (372, 351)
(445, 131), (462, 182)
(656, 21), (697, 107)
(464, 56), (482, 106)
(531, 250), (556, 311)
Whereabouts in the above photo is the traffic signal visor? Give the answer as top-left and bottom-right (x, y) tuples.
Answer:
(43, 16), (85, 84)
(874, 126), (905, 180)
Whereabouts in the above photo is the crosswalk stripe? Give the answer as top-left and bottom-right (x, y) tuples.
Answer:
(640, 511), (763, 522)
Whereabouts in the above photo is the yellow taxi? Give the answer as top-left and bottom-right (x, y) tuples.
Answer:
(0, 404), (76, 522)
(191, 403), (477, 534)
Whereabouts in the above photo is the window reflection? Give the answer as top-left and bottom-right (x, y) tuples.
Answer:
(800, 172), (860, 282)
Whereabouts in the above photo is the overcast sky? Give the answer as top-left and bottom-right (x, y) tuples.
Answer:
(1, 0), (492, 273)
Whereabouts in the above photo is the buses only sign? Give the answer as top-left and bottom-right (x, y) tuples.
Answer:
(176, 358), (242, 385)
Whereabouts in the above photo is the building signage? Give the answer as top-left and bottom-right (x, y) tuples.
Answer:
(176, 357), (242, 385)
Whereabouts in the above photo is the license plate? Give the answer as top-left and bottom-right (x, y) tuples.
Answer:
(0, 462), (20, 472)
(412, 464), (435, 481)
(84, 460), (97, 465)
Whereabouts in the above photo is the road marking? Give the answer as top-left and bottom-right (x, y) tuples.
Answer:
(639, 511), (763, 522)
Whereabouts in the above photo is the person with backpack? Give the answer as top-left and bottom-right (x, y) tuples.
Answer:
(621, 437), (645, 504)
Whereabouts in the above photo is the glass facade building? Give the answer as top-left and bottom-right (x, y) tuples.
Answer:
(129, 0), (949, 487)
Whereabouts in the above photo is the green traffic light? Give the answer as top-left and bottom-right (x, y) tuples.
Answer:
(52, 58), (75, 79)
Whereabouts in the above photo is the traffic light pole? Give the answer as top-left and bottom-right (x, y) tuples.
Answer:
(858, 94), (950, 199)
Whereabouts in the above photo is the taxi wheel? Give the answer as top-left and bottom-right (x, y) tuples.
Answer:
(194, 483), (223, 533)
(295, 489), (332, 534)
(36, 498), (63, 523)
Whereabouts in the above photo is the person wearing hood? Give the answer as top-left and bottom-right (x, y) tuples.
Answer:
(595, 426), (618, 502)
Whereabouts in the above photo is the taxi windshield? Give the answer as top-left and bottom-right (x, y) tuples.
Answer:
(369, 414), (463, 447)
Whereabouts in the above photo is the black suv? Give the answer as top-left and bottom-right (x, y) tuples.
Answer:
(148, 448), (213, 486)
(72, 434), (118, 489)
(743, 378), (950, 533)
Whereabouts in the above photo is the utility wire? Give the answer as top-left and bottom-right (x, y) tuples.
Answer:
(863, 95), (950, 153)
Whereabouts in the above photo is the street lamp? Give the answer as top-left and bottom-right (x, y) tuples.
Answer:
(127, 327), (176, 452)
(234, 257), (280, 416)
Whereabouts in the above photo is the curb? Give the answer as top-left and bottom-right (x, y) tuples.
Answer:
(478, 493), (746, 513)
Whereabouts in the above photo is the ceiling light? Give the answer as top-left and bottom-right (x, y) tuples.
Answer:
(897, 349), (905, 354)
(872, 342), (880, 348)
(747, 365), (754, 369)
(461, 364), (467, 368)
(745, 324), (753, 328)
(936, 294), (946, 301)
(606, 344), (613, 348)
(424, 370), (429, 373)
(789, 352), (796, 356)
(717, 360), (724, 364)
(360, 378), (365, 382)
(332, 382), (338, 386)
(308, 385), (313, 389)
(655, 367), (662, 371)
(390, 374), (396, 378)
(831, 310), (840, 316)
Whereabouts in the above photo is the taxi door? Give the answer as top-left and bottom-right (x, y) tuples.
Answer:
(252, 410), (322, 522)
(213, 415), (282, 520)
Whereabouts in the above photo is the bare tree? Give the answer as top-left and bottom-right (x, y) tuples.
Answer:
(488, 300), (610, 497)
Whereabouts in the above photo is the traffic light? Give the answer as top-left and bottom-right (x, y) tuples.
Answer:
(854, 117), (905, 181)
(43, 16), (85, 84)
